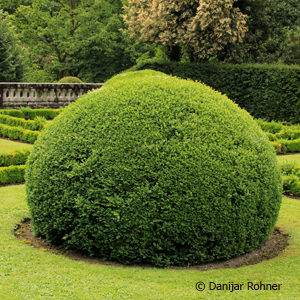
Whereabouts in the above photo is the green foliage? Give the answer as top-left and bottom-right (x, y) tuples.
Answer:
(0, 149), (30, 166)
(0, 0), (32, 14)
(281, 26), (300, 65)
(11, 0), (141, 82)
(280, 162), (300, 196)
(0, 123), (39, 143)
(275, 129), (300, 141)
(23, 66), (56, 83)
(0, 114), (45, 130)
(131, 61), (300, 123)
(58, 76), (83, 83)
(0, 109), (23, 118)
(227, 0), (300, 64)
(256, 119), (283, 134)
(257, 120), (300, 154)
(272, 139), (300, 154)
(280, 161), (299, 176)
(0, 11), (24, 81)
(20, 107), (62, 120)
(0, 165), (25, 184)
(0, 108), (62, 120)
(26, 70), (282, 267)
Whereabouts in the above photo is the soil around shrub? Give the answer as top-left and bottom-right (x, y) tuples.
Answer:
(14, 218), (289, 271)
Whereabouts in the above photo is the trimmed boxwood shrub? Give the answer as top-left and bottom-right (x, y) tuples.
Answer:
(130, 60), (300, 124)
(26, 70), (282, 267)
(58, 76), (83, 83)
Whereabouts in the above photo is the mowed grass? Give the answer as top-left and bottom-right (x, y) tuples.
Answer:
(277, 153), (300, 165)
(0, 138), (33, 153)
(0, 184), (299, 299)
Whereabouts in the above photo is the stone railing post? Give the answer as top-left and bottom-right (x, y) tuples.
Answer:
(0, 82), (103, 109)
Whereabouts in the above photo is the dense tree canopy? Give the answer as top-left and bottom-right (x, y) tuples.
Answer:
(0, 0), (299, 82)
(0, 11), (24, 81)
(11, 0), (141, 82)
(0, 0), (32, 14)
(222, 0), (300, 63)
(124, 0), (300, 64)
(124, 0), (248, 62)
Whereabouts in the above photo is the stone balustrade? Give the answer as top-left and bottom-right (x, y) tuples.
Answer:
(0, 82), (104, 109)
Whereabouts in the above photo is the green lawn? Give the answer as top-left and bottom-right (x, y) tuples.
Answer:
(277, 153), (300, 165)
(0, 184), (299, 299)
(0, 138), (33, 153)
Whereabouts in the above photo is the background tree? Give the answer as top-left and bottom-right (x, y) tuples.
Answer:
(281, 26), (300, 65)
(222, 0), (300, 63)
(0, 11), (24, 82)
(124, 0), (247, 62)
(0, 0), (32, 14)
(11, 0), (142, 82)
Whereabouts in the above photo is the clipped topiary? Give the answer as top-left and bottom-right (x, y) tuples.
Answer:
(26, 70), (282, 267)
(58, 76), (83, 83)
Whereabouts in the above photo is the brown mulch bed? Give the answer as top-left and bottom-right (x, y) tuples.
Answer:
(14, 218), (289, 271)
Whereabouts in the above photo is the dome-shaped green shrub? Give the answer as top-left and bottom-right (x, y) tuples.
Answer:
(58, 76), (83, 83)
(26, 70), (282, 267)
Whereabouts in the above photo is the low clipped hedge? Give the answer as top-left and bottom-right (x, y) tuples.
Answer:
(257, 120), (300, 154)
(280, 162), (300, 196)
(256, 119), (284, 134)
(0, 149), (31, 166)
(0, 124), (39, 143)
(131, 61), (300, 124)
(0, 165), (25, 185)
(272, 139), (300, 154)
(26, 70), (282, 267)
(0, 107), (62, 120)
(0, 114), (45, 131)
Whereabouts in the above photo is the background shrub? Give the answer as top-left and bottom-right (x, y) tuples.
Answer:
(58, 76), (83, 83)
(26, 70), (282, 267)
(130, 61), (300, 124)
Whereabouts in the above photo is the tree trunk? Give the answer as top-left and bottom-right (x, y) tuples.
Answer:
(168, 45), (181, 61)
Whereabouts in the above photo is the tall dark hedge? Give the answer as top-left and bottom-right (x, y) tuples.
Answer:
(130, 61), (300, 124)
(26, 70), (282, 267)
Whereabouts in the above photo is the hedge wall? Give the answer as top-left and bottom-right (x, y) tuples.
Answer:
(131, 61), (300, 124)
